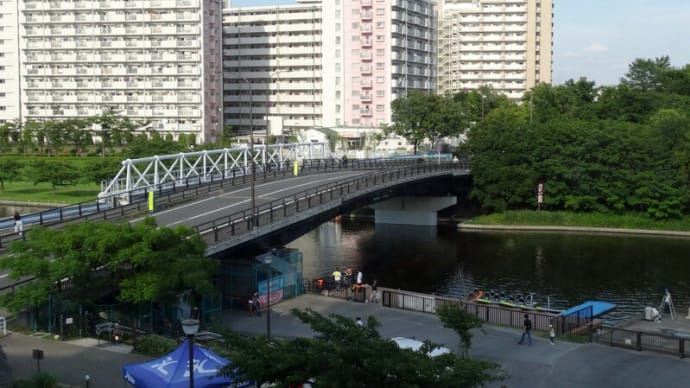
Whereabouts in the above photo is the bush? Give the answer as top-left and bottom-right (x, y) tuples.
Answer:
(132, 334), (177, 357)
(15, 373), (58, 388)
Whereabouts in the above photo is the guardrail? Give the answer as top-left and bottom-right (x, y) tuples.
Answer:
(196, 161), (470, 252)
(0, 157), (447, 250)
(593, 326), (690, 358)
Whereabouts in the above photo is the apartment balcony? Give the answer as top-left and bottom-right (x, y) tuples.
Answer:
(360, 78), (372, 88)
(361, 0), (372, 6)
(361, 38), (372, 47)
(360, 107), (372, 116)
(360, 24), (372, 34)
(360, 65), (372, 74)
(360, 51), (372, 61)
(360, 93), (372, 102)
(361, 11), (372, 21)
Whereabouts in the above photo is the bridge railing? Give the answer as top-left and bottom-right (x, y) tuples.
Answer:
(0, 157), (460, 250)
(195, 161), (470, 249)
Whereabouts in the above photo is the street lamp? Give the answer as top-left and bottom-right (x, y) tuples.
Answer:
(237, 74), (256, 229)
(181, 317), (200, 388)
(263, 255), (273, 339)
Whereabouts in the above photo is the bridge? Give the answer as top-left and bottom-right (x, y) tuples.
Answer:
(0, 143), (470, 258)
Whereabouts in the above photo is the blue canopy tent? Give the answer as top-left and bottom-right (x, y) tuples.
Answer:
(122, 340), (252, 388)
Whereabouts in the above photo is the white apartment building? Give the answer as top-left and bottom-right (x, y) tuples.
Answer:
(437, 0), (553, 100)
(13, 0), (222, 143)
(0, 0), (21, 124)
(222, 1), (334, 138)
(222, 0), (436, 140)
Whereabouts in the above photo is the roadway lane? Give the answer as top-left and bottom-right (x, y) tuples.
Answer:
(145, 170), (368, 229)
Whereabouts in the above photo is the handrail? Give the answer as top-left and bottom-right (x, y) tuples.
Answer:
(0, 157), (436, 249)
(194, 161), (470, 250)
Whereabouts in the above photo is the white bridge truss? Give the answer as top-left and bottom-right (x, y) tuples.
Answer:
(99, 142), (329, 203)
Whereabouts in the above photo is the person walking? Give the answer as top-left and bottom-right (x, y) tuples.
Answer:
(518, 314), (532, 346)
(13, 211), (23, 236)
(549, 324), (555, 345)
(369, 279), (379, 303)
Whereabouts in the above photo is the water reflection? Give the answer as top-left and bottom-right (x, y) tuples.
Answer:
(286, 218), (690, 325)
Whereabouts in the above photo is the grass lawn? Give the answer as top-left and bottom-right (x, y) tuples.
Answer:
(0, 180), (100, 205)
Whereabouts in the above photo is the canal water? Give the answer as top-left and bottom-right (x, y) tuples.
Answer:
(286, 218), (690, 326)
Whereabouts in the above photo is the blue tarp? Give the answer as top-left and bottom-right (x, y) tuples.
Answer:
(560, 300), (616, 318)
(122, 340), (252, 388)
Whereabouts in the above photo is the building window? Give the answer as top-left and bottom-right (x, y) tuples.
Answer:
(376, 48), (384, 56)
(376, 90), (384, 97)
(376, 8), (384, 15)
(376, 76), (384, 83)
(376, 62), (385, 69)
(377, 21), (385, 29)
(376, 104), (384, 112)
(352, 104), (359, 110)
(376, 35), (384, 42)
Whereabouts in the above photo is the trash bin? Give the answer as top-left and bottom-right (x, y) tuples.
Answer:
(353, 284), (366, 302)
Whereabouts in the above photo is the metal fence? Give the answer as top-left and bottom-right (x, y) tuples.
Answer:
(380, 288), (593, 337)
(593, 326), (690, 358)
(199, 161), (470, 253)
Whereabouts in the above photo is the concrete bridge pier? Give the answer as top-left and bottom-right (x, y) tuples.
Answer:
(370, 196), (457, 226)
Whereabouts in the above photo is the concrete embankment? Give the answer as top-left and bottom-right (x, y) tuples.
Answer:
(458, 222), (690, 238)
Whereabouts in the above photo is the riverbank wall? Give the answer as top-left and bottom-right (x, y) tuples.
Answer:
(457, 222), (690, 239)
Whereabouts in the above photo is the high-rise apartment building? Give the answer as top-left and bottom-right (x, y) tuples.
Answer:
(0, 0), (21, 124)
(222, 0), (436, 137)
(11, 0), (222, 143)
(222, 1), (332, 136)
(343, 0), (435, 128)
(437, 0), (553, 100)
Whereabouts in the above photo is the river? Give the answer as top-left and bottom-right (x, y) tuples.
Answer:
(286, 217), (690, 325)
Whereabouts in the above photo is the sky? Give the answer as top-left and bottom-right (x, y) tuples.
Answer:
(228, 0), (690, 87)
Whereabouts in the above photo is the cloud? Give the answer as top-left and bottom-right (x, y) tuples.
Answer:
(583, 42), (609, 53)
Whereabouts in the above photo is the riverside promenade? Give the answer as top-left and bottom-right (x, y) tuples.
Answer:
(2, 293), (690, 387)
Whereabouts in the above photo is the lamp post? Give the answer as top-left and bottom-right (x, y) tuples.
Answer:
(181, 317), (200, 388)
(237, 74), (256, 229)
(263, 255), (272, 339)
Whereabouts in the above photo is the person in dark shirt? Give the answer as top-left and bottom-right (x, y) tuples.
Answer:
(518, 314), (532, 346)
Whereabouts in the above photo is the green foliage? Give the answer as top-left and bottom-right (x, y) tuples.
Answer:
(0, 158), (22, 192)
(125, 132), (186, 158)
(436, 303), (484, 354)
(217, 308), (504, 388)
(28, 160), (80, 193)
(15, 373), (59, 388)
(389, 91), (467, 153)
(82, 157), (121, 186)
(132, 334), (178, 357)
(0, 218), (218, 312)
(463, 57), (690, 220)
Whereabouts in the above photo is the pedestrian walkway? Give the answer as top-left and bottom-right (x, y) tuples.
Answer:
(1, 294), (690, 387)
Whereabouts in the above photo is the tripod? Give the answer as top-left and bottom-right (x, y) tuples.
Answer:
(659, 292), (676, 320)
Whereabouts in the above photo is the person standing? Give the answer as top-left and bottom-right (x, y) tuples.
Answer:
(356, 269), (363, 285)
(549, 324), (555, 345)
(518, 314), (532, 346)
(13, 211), (23, 236)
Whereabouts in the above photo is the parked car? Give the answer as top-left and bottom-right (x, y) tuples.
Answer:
(391, 336), (451, 357)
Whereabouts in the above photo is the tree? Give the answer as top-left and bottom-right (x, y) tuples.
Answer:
(436, 303), (485, 356)
(0, 218), (218, 312)
(621, 56), (671, 91)
(218, 308), (503, 388)
(0, 159), (23, 192)
(388, 91), (466, 154)
(82, 157), (121, 186)
(27, 160), (80, 193)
